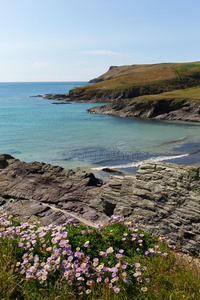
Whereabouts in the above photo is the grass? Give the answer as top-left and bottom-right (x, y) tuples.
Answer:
(143, 86), (200, 101)
(0, 214), (199, 300)
(96, 68), (176, 85)
(70, 61), (200, 100)
(72, 70), (178, 92)
(94, 61), (200, 82)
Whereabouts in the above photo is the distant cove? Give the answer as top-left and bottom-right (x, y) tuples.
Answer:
(0, 82), (200, 173)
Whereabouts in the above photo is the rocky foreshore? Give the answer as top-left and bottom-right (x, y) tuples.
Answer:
(88, 97), (200, 122)
(37, 92), (200, 122)
(41, 92), (106, 103)
(0, 154), (199, 256)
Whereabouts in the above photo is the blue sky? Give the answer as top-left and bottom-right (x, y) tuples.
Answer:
(0, 0), (200, 81)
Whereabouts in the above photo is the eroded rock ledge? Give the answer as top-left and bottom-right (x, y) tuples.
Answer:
(90, 162), (200, 256)
(88, 98), (200, 122)
(0, 155), (199, 256)
(0, 154), (107, 226)
(36, 92), (200, 122)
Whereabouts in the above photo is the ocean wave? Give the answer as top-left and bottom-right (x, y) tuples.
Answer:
(92, 153), (189, 171)
(159, 136), (189, 146)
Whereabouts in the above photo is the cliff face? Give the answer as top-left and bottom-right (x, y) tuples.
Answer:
(0, 155), (199, 256)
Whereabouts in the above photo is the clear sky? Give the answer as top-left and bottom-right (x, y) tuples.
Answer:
(0, 0), (200, 82)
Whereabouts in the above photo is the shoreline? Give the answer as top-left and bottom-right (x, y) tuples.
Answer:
(48, 145), (200, 185)
(88, 145), (200, 178)
(87, 97), (200, 123)
(37, 91), (200, 174)
(40, 90), (200, 123)
(30, 94), (200, 177)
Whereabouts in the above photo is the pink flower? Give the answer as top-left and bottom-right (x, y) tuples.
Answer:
(161, 253), (168, 258)
(113, 286), (120, 293)
(84, 241), (89, 247)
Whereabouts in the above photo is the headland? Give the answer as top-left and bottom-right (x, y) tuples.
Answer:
(41, 61), (200, 122)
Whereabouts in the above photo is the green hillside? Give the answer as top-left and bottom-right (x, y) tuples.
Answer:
(69, 61), (200, 101)
(90, 62), (200, 82)
(144, 85), (200, 101)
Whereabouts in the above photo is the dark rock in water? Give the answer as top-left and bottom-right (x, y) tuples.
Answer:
(102, 168), (123, 175)
(0, 154), (199, 256)
(29, 95), (43, 98)
(52, 102), (71, 105)
(43, 94), (70, 101)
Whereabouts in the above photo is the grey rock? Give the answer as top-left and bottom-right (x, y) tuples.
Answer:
(0, 155), (199, 256)
(89, 161), (200, 256)
(0, 155), (104, 226)
(88, 98), (200, 122)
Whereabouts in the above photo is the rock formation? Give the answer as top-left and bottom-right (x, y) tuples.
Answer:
(88, 98), (200, 122)
(0, 154), (107, 226)
(89, 161), (200, 256)
(0, 154), (199, 256)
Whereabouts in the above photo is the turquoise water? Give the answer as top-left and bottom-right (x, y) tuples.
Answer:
(0, 82), (200, 172)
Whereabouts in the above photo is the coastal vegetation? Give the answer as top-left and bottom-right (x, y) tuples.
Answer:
(42, 61), (200, 122)
(87, 85), (200, 121)
(0, 214), (199, 300)
(143, 86), (200, 101)
(69, 61), (200, 101)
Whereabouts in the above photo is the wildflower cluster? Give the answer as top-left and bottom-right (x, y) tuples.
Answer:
(0, 213), (172, 297)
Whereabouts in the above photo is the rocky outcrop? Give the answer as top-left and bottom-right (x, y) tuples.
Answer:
(52, 102), (71, 105)
(0, 154), (107, 226)
(43, 94), (70, 101)
(88, 98), (200, 122)
(89, 161), (200, 256)
(0, 155), (199, 256)
(30, 94), (71, 104)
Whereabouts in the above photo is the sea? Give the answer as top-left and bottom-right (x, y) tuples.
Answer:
(0, 82), (200, 178)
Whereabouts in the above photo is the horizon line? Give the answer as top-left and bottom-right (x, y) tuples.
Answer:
(0, 80), (89, 83)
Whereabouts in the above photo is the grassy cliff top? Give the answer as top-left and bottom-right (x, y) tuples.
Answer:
(70, 61), (200, 100)
(92, 61), (200, 82)
(143, 85), (200, 102)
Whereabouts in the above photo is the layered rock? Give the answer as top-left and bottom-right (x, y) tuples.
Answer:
(0, 155), (199, 256)
(88, 98), (200, 122)
(89, 161), (200, 256)
(0, 154), (107, 226)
